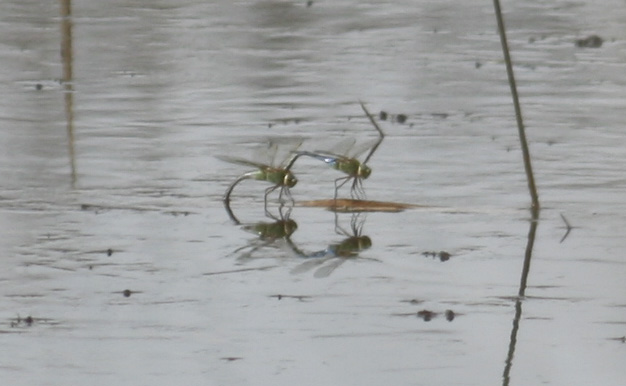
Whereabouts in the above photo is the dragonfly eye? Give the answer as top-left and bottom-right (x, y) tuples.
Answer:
(359, 165), (372, 179)
(359, 236), (372, 250)
(284, 173), (298, 187)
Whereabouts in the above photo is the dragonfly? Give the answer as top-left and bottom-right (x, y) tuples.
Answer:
(293, 101), (384, 199)
(218, 139), (302, 217)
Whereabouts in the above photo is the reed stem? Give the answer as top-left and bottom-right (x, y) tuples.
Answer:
(492, 0), (540, 211)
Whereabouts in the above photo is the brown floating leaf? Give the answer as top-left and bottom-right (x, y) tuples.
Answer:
(297, 199), (421, 213)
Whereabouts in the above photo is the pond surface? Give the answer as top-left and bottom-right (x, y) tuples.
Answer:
(1, 0), (625, 385)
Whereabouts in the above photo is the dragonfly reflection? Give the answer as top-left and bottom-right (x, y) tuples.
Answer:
(294, 102), (384, 199)
(290, 213), (374, 278)
(231, 207), (299, 261)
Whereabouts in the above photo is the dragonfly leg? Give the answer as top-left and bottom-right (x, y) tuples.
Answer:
(350, 177), (366, 199)
(334, 211), (349, 236)
(278, 202), (293, 221)
(334, 176), (352, 200)
(279, 185), (295, 207)
(350, 212), (365, 236)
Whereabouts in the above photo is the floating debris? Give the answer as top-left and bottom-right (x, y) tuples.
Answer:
(221, 357), (243, 362)
(401, 298), (424, 305)
(416, 309), (458, 322)
(422, 250), (452, 262)
(377, 110), (408, 124)
(576, 35), (603, 48)
(9, 315), (59, 328)
(417, 310), (436, 322)
(298, 199), (419, 213)
(270, 294), (312, 302)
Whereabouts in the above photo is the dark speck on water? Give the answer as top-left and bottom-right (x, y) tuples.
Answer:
(576, 35), (603, 48)
(35, 83), (43, 90)
(423, 251), (452, 262)
(396, 114), (407, 124)
(107, 248), (113, 256)
(417, 310), (435, 322)
(379, 111), (388, 121)
(123, 289), (132, 297)
(221, 357), (243, 362)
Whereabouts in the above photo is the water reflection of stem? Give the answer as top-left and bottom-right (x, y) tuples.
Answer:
(61, 0), (77, 186)
(492, 0), (539, 211)
(502, 207), (539, 386)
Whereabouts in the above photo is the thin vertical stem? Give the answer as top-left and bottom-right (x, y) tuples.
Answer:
(493, 0), (539, 210)
(61, 0), (77, 185)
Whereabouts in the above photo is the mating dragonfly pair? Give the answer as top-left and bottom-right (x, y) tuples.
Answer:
(218, 102), (385, 216)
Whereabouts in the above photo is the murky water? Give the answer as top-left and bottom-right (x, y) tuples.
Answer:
(1, 0), (625, 385)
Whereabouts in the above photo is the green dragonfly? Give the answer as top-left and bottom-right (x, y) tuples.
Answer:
(294, 101), (384, 199)
(218, 140), (301, 216)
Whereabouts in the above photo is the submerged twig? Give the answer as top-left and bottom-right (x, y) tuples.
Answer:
(559, 213), (573, 243)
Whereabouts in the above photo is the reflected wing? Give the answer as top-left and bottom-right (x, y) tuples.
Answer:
(290, 256), (329, 275)
(313, 259), (346, 278)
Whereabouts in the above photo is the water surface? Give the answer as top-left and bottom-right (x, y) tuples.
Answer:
(1, 1), (625, 385)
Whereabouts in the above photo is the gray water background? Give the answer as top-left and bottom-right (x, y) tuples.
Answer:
(1, 1), (625, 385)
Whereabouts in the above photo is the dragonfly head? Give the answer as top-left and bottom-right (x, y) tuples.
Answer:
(283, 172), (298, 188)
(358, 164), (372, 179)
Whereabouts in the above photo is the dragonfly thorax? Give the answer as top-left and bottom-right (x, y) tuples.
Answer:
(262, 168), (297, 187)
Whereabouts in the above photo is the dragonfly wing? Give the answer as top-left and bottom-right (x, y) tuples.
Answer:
(346, 137), (384, 159)
(326, 137), (357, 156)
(297, 150), (346, 165)
(260, 137), (304, 168)
(216, 155), (268, 169)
